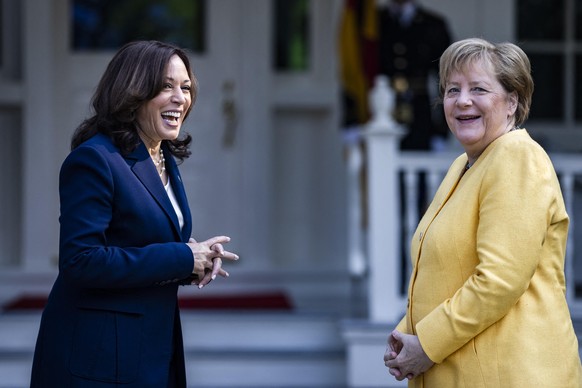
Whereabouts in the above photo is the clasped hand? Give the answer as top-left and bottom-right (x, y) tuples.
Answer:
(187, 236), (239, 288)
(384, 330), (434, 381)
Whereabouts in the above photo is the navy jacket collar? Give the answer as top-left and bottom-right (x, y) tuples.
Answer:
(125, 141), (191, 242)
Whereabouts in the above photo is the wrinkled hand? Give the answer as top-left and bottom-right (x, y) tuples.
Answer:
(384, 331), (409, 380)
(384, 330), (411, 380)
(187, 236), (239, 288)
(384, 330), (434, 381)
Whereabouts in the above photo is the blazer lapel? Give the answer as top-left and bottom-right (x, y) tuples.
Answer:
(126, 142), (183, 241)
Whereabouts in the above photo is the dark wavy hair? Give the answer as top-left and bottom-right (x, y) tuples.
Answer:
(71, 40), (198, 161)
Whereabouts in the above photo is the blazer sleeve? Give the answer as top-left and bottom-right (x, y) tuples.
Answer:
(415, 139), (564, 363)
(58, 144), (194, 289)
(395, 316), (407, 333)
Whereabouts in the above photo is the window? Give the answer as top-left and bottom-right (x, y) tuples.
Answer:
(71, 0), (206, 53)
(0, 0), (22, 80)
(0, 4), (3, 69)
(273, 0), (310, 71)
(517, 0), (563, 41)
(517, 0), (582, 126)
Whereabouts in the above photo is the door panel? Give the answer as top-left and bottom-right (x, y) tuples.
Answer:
(178, 1), (244, 251)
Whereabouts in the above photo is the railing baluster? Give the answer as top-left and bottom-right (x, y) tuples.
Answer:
(346, 139), (367, 278)
(561, 173), (575, 303)
(403, 169), (418, 280)
(427, 170), (442, 201)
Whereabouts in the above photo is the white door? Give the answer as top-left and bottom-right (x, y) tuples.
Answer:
(52, 0), (252, 260)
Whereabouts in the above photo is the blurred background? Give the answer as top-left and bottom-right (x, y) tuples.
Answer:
(1, 0), (582, 386)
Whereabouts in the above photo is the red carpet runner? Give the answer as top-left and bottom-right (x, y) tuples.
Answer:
(2, 292), (293, 311)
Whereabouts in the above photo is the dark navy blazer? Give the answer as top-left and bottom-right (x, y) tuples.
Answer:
(31, 133), (194, 387)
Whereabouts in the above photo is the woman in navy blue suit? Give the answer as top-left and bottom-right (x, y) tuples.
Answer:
(30, 41), (239, 387)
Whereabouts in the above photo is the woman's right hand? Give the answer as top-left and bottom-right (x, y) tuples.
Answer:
(385, 330), (434, 381)
(186, 236), (239, 288)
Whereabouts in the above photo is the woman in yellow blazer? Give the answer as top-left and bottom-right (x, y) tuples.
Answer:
(385, 38), (582, 387)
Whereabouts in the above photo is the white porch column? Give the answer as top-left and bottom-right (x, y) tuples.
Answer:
(21, 0), (59, 271)
(365, 76), (405, 322)
(342, 76), (407, 387)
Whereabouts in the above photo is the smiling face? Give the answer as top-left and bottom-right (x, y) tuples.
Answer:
(443, 60), (518, 162)
(136, 55), (192, 147)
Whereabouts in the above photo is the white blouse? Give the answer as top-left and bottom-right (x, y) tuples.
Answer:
(164, 176), (184, 230)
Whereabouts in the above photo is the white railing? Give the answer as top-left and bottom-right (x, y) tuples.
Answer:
(548, 154), (582, 316)
(348, 75), (582, 322)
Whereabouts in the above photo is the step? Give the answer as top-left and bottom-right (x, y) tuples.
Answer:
(180, 312), (346, 387)
(0, 313), (39, 388)
(0, 312), (347, 387)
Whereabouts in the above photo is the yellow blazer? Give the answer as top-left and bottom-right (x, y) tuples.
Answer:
(397, 130), (582, 387)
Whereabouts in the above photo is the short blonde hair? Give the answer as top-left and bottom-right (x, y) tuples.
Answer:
(439, 38), (534, 127)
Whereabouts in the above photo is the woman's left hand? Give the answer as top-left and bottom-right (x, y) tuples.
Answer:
(384, 330), (434, 381)
(187, 236), (239, 288)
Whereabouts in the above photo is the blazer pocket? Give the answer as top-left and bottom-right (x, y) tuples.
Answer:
(69, 307), (143, 383)
(459, 338), (487, 388)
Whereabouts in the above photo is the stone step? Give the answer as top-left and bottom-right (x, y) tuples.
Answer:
(0, 312), (347, 387)
(181, 312), (347, 387)
(184, 349), (345, 387)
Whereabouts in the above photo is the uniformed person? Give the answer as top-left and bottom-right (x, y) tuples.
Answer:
(379, 0), (451, 150)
